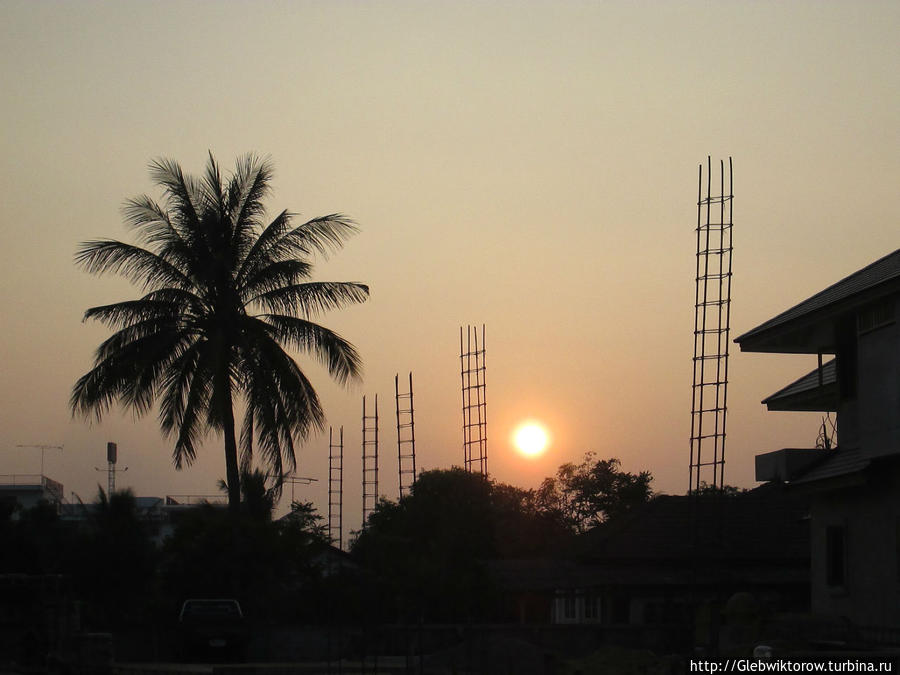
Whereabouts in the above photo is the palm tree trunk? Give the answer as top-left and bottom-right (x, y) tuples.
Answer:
(219, 373), (242, 516)
(223, 410), (241, 516)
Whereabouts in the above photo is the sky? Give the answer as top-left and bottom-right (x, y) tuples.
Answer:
(1, 1), (898, 539)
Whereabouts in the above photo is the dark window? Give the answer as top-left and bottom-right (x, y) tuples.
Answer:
(836, 319), (858, 400)
(612, 596), (630, 624)
(895, 519), (900, 583)
(826, 525), (846, 587)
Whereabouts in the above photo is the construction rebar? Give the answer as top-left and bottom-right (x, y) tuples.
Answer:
(461, 324), (488, 476)
(328, 426), (344, 549)
(396, 372), (417, 499)
(362, 395), (379, 528)
(689, 157), (734, 493)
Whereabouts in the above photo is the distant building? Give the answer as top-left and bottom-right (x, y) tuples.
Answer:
(0, 475), (64, 516)
(0, 475), (225, 544)
(737, 248), (900, 630)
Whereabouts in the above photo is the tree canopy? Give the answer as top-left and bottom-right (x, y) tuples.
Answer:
(71, 154), (368, 511)
(535, 452), (653, 533)
(351, 468), (572, 621)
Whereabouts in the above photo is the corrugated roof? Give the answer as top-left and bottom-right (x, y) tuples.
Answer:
(736, 249), (900, 346)
(763, 359), (838, 411)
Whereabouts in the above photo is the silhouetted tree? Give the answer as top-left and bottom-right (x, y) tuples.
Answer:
(161, 499), (330, 622)
(693, 481), (745, 496)
(218, 468), (278, 521)
(73, 487), (158, 627)
(71, 154), (368, 513)
(535, 452), (653, 533)
(3, 499), (72, 575)
(280, 500), (330, 546)
(351, 468), (571, 622)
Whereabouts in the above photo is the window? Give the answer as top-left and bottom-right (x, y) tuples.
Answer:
(563, 592), (576, 619)
(584, 593), (600, 620)
(826, 525), (846, 587)
(836, 320), (858, 399)
(611, 596), (630, 624)
(895, 519), (900, 583)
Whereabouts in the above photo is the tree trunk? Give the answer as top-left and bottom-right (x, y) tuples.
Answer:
(219, 377), (241, 516)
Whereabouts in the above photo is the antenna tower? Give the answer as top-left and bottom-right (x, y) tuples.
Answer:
(95, 442), (127, 495)
(276, 475), (318, 504)
(362, 395), (379, 528)
(328, 426), (344, 549)
(396, 372), (417, 498)
(16, 443), (63, 476)
(689, 157), (734, 493)
(460, 324), (488, 476)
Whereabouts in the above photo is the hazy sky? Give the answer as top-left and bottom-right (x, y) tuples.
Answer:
(1, 1), (898, 534)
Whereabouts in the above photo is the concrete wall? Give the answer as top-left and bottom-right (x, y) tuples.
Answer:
(857, 301), (900, 458)
(810, 465), (900, 626)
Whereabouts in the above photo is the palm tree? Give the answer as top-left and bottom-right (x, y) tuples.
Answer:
(71, 153), (368, 513)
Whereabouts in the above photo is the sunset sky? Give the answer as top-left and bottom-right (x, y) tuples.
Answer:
(1, 1), (898, 535)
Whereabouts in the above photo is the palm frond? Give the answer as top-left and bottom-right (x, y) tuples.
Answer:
(283, 214), (359, 258)
(71, 328), (191, 420)
(202, 152), (226, 221)
(159, 344), (213, 469)
(240, 258), (314, 300)
(235, 209), (294, 286)
(172, 369), (212, 468)
(238, 334), (327, 476)
(83, 289), (202, 329)
(249, 281), (369, 317)
(260, 314), (363, 385)
(229, 153), (272, 231)
(75, 240), (193, 290)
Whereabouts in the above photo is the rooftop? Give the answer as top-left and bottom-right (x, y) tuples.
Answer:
(736, 249), (900, 353)
(762, 358), (838, 411)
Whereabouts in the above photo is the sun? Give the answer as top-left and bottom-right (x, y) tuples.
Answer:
(512, 421), (550, 458)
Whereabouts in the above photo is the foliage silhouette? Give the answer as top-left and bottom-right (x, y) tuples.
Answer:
(160, 498), (330, 623)
(71, 153), (368, 512)
(535, 452), (653, 533)
(217, 468), (278, 521)
(74, 487), (158, 626)
(351, 468), (571, 622)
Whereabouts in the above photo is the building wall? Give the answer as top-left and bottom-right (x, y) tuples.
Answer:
(810, 466), (900, 627)
(856, 299), (900, 458)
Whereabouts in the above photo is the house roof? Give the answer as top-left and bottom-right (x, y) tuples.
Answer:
(789, 447), (870, 487)
(736, 249), (900, 353)
(762, 358), (838, 411)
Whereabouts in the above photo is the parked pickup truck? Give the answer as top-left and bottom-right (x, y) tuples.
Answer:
(178, 598), (247, 662)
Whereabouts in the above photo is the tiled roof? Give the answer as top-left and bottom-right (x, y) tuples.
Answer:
(736, 249), (900, 347)
(763, 359), (838, 411)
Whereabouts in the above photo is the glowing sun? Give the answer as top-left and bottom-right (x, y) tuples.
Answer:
(512, 421), (550, 458)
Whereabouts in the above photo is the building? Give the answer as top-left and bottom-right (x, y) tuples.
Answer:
(0, 475), (64, 516)
(737, 248), (900, 630)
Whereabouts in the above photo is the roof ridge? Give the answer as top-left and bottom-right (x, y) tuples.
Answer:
(736, 248), (900, 344)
